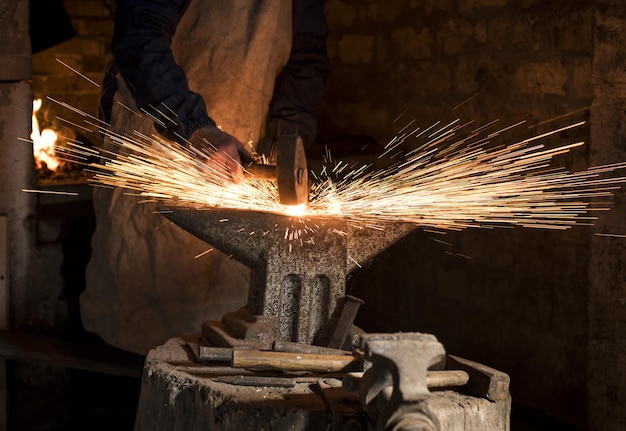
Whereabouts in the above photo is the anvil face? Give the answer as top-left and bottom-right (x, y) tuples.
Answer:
(163, 208), (414, 346)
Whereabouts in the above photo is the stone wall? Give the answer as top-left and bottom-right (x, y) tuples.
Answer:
(0, 1), (35, 328)
(317, 0), (595, 427)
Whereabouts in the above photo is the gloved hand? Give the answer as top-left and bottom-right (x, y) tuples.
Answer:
(188, 125), (254, 180)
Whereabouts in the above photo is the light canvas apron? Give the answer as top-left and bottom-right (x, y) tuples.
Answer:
(81, 0), (292, 354)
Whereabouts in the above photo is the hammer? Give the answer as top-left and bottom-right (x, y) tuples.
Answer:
(245, 135), (308, 206)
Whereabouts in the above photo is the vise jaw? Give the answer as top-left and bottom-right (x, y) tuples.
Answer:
(357, 333), (445, 431)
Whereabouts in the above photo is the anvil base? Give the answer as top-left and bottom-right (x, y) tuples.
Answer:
(134, 337), (511, 431)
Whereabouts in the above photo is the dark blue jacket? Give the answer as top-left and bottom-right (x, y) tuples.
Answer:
(103, 0), (329, 146)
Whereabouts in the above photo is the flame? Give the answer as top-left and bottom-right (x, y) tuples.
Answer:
(31, 98), (61, 171)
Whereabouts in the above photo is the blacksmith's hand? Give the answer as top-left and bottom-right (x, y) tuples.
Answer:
(188, 125), (254, 181)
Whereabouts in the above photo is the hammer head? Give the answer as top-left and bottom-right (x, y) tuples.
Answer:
(275, 135), (308, 205)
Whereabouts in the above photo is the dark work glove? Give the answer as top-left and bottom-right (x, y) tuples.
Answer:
(188, 126), (254, 181)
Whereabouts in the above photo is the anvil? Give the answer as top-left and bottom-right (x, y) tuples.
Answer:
(163, 208), (415, 349)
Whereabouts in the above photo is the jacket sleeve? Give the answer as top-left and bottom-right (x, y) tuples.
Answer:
(111, 0), (216, 144)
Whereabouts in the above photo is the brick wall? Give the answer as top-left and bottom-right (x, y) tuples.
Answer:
(318, 0), (595, 426)
(31, 0), (113, 132)
(589, 2), (626, 430)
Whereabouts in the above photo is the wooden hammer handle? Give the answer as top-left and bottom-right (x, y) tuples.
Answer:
(232, 349), (361, 373)
(244, 163), (276, 180)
